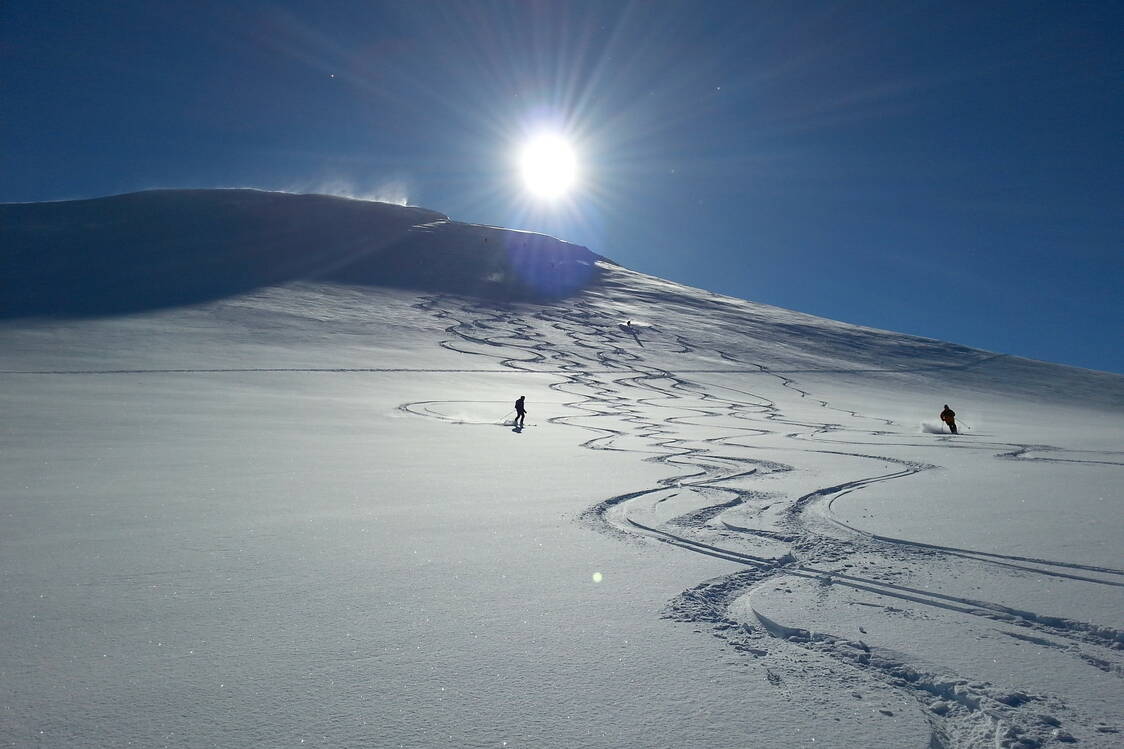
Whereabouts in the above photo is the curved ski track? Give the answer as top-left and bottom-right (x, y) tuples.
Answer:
(407, 295), (1124, 749)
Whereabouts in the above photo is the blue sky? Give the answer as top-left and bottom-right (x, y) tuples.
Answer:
(3, 1), (1121, 373)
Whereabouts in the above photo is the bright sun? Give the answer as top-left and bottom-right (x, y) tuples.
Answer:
(519, 134), (578, 199)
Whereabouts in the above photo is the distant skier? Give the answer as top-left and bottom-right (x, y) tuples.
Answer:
(514, 395), (527, 427)
(940, 404), (957, 434)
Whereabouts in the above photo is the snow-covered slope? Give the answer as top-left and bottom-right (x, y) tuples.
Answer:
(0, 189), (602, 317)
(2, 191), (1121, 748)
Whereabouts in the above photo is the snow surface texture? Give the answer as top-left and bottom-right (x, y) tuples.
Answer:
(1, 192), (1122, 748)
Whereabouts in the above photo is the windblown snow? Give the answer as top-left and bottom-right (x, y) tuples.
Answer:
(1, 191), (1121, 748)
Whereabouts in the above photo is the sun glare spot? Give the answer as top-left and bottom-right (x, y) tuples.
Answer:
(520, 134), (578, 199)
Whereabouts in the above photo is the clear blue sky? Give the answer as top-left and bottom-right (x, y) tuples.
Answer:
(3, 1), (1121, 373)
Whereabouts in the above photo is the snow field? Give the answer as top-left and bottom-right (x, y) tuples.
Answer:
(2, 262), (1121, 747)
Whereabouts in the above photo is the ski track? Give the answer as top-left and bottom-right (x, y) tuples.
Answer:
(402, 295), (1122, 748)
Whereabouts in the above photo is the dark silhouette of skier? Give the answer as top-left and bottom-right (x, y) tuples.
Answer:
(514, 396), (527, 427)
(620, 320), (643, 347)
(940, 404), (957, 434)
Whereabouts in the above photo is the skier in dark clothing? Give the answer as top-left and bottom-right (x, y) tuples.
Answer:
(940, 405), (957, 434)
(514, 396), (527, 427)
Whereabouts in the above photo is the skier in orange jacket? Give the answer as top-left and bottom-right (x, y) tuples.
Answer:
(939, 405), (957, 434)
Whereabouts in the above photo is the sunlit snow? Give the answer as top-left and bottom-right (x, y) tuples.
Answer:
(1, 191), (1121, 748)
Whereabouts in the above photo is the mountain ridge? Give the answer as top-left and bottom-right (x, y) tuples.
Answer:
(3, 188), (1121, 396)
(0, 188), (605, 316)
